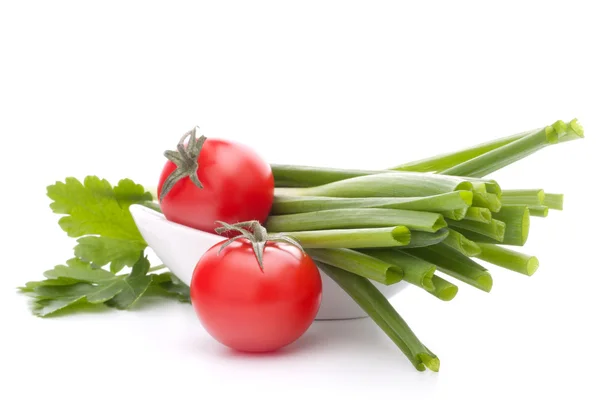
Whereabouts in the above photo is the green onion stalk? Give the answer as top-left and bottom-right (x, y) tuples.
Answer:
(317, 262), (440, 372)
(269, 118), (580, 370)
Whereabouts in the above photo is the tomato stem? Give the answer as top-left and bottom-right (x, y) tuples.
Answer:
(214, 221), (304, 270)
(159, 127), (207, 202)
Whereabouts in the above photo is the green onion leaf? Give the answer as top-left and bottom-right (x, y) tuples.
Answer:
(462, 177), (502, 195)
(543, 193), (564, 210)
(501, 189), (545, 206)
(472, 192), (502, 212)
(447, 219), (506, 242)
(271, 191), (473, 215)
(278, 172), (473, 198)
(404, 244), (493, 292)
(475, 243), (539, 276)
(426, 275), (459, 301)
(492, 205), (530, 246)
(440, 207), (469, 221)
(306, 248), (403, 285)
(271, 165), (378, 188)
(462, 207), (492, 223)
(402, 229), (450, 248)
(317, 262), (439, 372)
(440, 123), (562, 177)
(285, 226), (411, 248)
(359, 249), (436, 291)
(266, 208), (447, 233)
(454, 207), (530, 246)
(528, 205), (549, 217)
(391, 130), (533, 173)
(558, 118), (584, 143)
(443, 229), (481, 256)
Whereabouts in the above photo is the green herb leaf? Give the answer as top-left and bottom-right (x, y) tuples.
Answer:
(105, 256), (152, 309)
(33, 282), (97, 299)
(47, 176), (146, 241)
(19, 277), (80, 292)
(150, 273), (191, 303)
(30, 280), (117, 317)
(33, 296), (88, 317)
(22, 176), (190, 317)
(74, 236), (147, 273)
(27, 256), (155, 316)
(47, 176), (150, 272)
(113, 178), (154, 208)
(44, 258), (114, 281)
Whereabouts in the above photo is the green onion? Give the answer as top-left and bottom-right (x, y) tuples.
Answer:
(276, 172), (473, 198)
(501, 189), (545, 206)
(462, 177), (502, 195)
(557, 118), (585, 143)
(401, 229), (450, 248)
(306, 248), (403, 285)
(391, 130), (533, 173)
(454, 207), (530, 246)
(404, 244), (493, 292)
(543, 193), (564, 210)
(285, 226), (411, 248)
(447, 218), (506, 242)
(528, 205), (549, 217)
(475, 243), (539, 276)
(271, 191), (473, 215)
(266, 208), (447, 233)
(265, 118), (581, 370)
(472, 192), (502, 212)
(440, 207), (469, 221)
(492, 205), (530, 246)
(359, 249), (436, 291)
(463, 207), (492, 223)
(393, 119), (579, 177)
(271, 164), (377, 188)
(471, 180), (489, 194)
(440, 123), (564, 177)
(317, 262), (439, 372)
(443, 229), (481, 256)
(426, 275), (459, 301)
(447, 229), (489, 245)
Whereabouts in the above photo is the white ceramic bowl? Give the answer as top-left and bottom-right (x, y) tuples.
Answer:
(130, 204), (408, 319)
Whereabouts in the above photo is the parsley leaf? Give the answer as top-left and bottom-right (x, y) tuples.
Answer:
(113, 178), (154, 208)
(20, 277), (80, 291)
(104, 255), (152, 309)
(33, 297), (89, 317)
(47, 177), (149, 272)
(47, 176), (147, 241)
(44, 258), (115, 281)
(150, 273), (191, 303)
(21, 176), (191, 317)
(28, 256), (154, 316)
(74, 236), (147, 273)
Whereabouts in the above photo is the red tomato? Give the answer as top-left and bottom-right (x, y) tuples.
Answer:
(190, 239), (322, 352)
(158, 133), (274, 233)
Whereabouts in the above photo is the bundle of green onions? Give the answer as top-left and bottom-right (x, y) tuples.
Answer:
(267, 118), (583, 372)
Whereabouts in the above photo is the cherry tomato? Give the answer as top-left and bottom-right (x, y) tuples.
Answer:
(158, 131), (274, 233)
(190, 239), (322, 352)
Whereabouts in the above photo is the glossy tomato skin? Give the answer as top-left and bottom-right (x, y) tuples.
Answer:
(158, 139), (274, 233)
(190, 240), (322, 352)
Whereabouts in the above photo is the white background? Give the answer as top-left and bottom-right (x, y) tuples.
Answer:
(1, 1), (599, 408)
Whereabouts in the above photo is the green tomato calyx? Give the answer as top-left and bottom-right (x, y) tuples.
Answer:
(159, 126), (206, 202)
(215, 220), (304, 270)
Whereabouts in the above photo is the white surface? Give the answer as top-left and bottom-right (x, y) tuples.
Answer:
(130, 204), (408, 319)
(1, 1), (599, 408)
